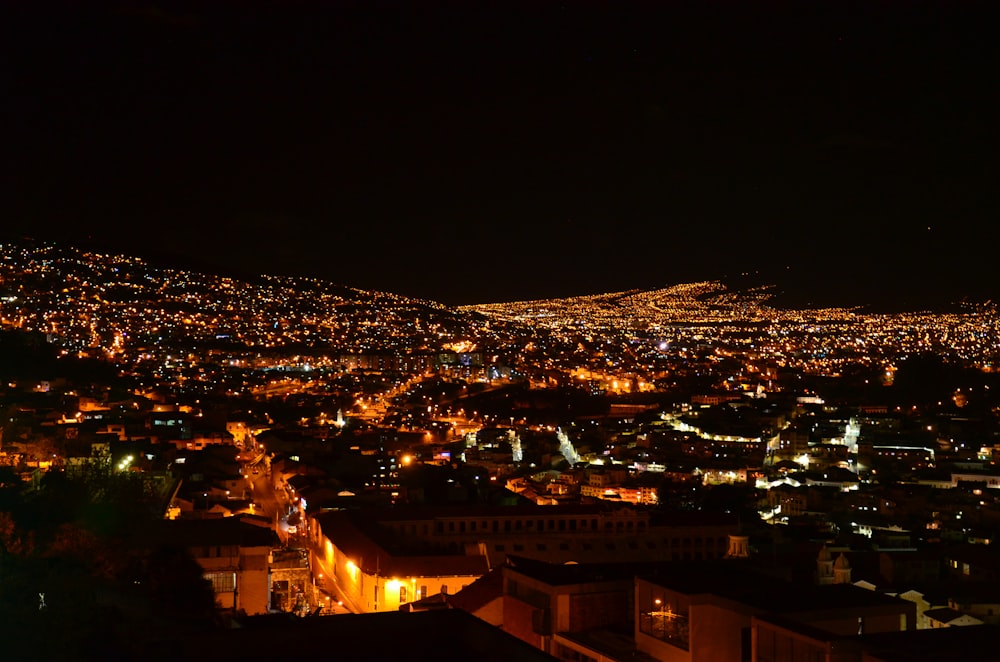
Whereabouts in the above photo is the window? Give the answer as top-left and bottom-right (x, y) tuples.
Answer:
(495, 544), (506, 552)
(420, 586), (428, 600)
(399, 585), (408, 603)
(537, 543), (547, 551)
(205, 572), (235, 593)
(441, 584), (449, 595)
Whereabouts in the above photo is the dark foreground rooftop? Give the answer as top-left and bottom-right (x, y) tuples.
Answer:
(858, 624), (1000, 662)
(151, 609), (556, 662)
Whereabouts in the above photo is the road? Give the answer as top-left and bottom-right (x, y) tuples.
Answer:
(246, 467), (285, 539)
(310, 548), (363, 614)
(241, 457), (355, 614)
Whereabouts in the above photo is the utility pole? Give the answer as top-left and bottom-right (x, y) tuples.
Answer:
(374, 554), (380, 612)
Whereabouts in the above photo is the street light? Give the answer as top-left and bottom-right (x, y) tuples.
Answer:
(653, 598), (665, 637)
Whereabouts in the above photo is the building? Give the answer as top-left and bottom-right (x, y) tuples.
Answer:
(752, 613), (863, 662)
(308, 504), (737, 613)
(500, 555), (650, 660)
(269, 547), (313, 615)
(635, 563), (915, 661)
(324, 504), (736, 567)
(310, 509), (490, 613)
(139, 517), (279, 615)
(923, 607), (983, 628)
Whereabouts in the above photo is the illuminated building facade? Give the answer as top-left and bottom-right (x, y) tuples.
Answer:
(309, 506), (739, 614)
(311, 509), (489, 613)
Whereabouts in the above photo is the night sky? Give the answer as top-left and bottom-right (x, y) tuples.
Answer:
(3, 2), (997, 306)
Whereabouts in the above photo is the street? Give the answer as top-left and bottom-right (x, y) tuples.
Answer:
(241, 453), (355, 614)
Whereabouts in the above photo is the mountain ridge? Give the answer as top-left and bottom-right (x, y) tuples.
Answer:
(1, 237), (990, 317)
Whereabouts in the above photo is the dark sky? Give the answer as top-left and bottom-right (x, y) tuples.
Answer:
(3, 1), (997, 306)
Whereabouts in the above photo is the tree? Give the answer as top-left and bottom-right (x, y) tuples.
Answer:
(144, 543), (220, 630)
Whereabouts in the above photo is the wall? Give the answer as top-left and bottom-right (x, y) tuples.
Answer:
(691, 602), (751, 661)
(503, 594), (546, 651)
(239, 546), (271, 614)
(323, 534), (479, 612)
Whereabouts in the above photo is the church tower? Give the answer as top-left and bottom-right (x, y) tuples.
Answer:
(833, 552), (852, 584)
(725, 534), (750, 559)
(817, 545), (834, 585)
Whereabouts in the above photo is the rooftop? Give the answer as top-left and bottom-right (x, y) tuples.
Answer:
(640, 562), (906, 614)
(858, 624), (1000, 662)
(165, 609), (557, 662)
